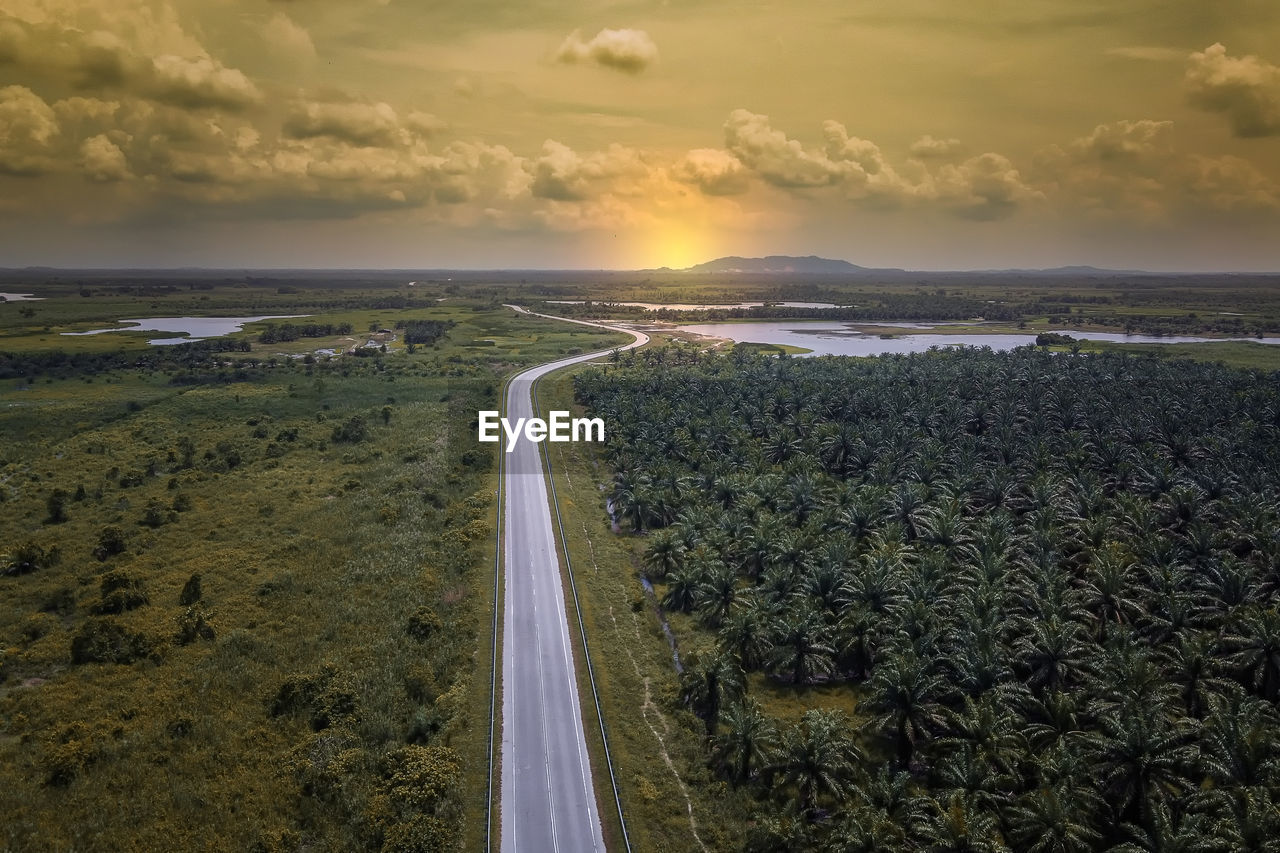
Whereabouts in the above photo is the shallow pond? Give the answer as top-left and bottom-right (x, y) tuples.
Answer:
(546, 300), (839, 310)
(672, 321), (1280, 357)
(62, 315), (306, 345)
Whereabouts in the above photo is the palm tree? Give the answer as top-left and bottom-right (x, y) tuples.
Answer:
(864, 647), (947, 767)
(642, 528), (685, 581)
(826, 806), (908, 852)
(712, 697), (776, 784)
(937, 689), (1028, 776)
(1006, 786), (1103, 853)
(661, 564), (700, 613)
(914, 791), (1009, 852)
(681, 649), (744, 736)
(770, 708), (859, 816)
(1088, 710), (1198, 829)
(717, 592), (775, 671)
(694, 562), (739, 628)
(1222, 606), (1280, 701)
(768, 603), (836, 685)
(1109, 800), (1228, 853)
(1013, 616), (1092, 693)
(1197, 690), (1279, 793)
(834, 603), (879, 681)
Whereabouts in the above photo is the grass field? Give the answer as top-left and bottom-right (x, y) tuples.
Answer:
(0, 284), (626, 851)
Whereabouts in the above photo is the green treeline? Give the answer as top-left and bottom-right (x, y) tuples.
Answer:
(257, 322), (354, 343)
(575, 347), (1280, 850)
(0, 339), (252, 380)
(397, 320), (454, 346)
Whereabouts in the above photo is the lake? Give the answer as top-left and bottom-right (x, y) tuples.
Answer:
(0, 292), (43, 302)
(546, 300), (839, 310)
(671, 321), (1280, 357)
(62, 315), (307, 346)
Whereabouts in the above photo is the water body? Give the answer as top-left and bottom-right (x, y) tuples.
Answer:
(62, 315), (306, 346)
(672, 321), (1280, 358)
(546, 300), (839, 310)
(0, 292), (43, 302)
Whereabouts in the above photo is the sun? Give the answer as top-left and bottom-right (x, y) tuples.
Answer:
(643, 225), (710, 269)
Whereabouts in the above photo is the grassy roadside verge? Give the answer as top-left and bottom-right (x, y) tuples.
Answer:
(535, 364), (748, 852)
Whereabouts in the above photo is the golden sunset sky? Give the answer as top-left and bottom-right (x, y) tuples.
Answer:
(2, 1), (1279, 270)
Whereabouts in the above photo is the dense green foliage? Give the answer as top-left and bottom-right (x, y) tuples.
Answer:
(576, 346), (1280, 851)
(257, 322), (355, 343)
(399, 320), (454, 346)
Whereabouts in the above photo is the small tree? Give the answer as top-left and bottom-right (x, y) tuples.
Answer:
(45, 488), (69, 524)
(179, 573), (202, 606)
(331, 415), (368, 443)
(93, 526), (127, 561)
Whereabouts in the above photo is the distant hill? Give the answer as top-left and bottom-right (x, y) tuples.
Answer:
(664, 256), (1153, 276)
(682, 255), (874, 274)
(975, 264), (1151, 276)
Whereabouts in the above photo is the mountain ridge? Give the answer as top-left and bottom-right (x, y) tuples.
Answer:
(654, 255), (1153, 275)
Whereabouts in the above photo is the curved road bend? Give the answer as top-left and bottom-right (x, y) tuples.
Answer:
(500, 306), (648, 852)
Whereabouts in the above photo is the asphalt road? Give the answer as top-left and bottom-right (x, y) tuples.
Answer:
(500, 307), (648, 853)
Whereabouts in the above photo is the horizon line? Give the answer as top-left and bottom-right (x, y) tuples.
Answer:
(5, 265), (1280, 276)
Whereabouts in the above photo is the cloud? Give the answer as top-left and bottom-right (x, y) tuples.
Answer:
(672, 148), (749, 195)
(721, 109), (1037, 219)
(1074, 119), (1173, 160)
(529, 139), (646, 201)
(724, 109), (844, 187)
(1182, 154), (1279, 212)
(0, 10), (263, 114)
(262, 12), (315, 62)
(149, 55), (262, 111)
(909, 135), (962, 159)
(554, 28), (657, 74)
(284, 100), (408, 147)
(0, 85), (59, 175)
(1035, 118), (1277, 218)
(931, 153), (1040, 220)
(1185, 43), (1280, 137)
(0, 15), (143, 90)
(1106, 46), (1183, 62)
(80, 133), (130, 181)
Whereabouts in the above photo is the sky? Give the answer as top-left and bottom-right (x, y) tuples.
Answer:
(1, 0), (1279, 271)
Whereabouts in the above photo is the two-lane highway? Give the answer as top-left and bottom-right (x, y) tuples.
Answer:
(499, 307), (648, 852)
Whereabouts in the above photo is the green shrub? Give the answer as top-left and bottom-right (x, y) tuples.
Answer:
(140, 497), (175, 528)
(178, 573), (202, 605)
(44, 488), (69, 524)
(3, 540), (61, 576)
(405, 608), (441, 641)
(331, 416), (368, 444)
(70, 618), (155, 664)
(174, 604), (216, 645)
(93, 526), (127, 561)
(92, 571), (148, 614)
(270, 664), (360, 731)
(369, 745), (462, 852)
(42, 725), (97, 786)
